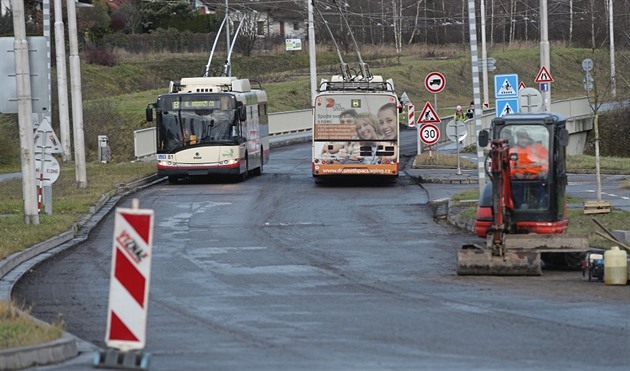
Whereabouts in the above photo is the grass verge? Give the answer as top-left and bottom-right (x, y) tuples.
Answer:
(0, 161), (156, 350)
(0, 161), (157, 260)
(0, 301), (63, 349)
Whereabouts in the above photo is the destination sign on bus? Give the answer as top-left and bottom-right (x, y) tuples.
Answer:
(172, 100), (217, 109)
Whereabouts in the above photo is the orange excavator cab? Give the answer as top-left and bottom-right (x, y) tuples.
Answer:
(458, 113), (589, 276)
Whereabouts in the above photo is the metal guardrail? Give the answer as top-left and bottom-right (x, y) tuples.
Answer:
(421, 96), (594, 155)
(134, 97), (596, 160)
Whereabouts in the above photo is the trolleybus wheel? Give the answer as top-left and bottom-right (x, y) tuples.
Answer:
(240, 155), (249, 181)
(253, 147), (263, 176)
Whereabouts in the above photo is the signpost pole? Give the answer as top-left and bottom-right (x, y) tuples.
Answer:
(417, 124), (421, 155)
(455, 123), (461, 175)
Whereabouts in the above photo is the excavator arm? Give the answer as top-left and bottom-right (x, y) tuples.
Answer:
(487, 139), (515, 257)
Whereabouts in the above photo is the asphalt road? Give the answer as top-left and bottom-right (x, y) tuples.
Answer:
(11, 135), (630, 371)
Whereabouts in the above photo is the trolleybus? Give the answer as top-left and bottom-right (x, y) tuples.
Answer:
(312, 74), (399, 180)
(146, 76), (269, 183)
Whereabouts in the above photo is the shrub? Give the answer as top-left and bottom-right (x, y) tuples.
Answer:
(0, 115), (20, 167)
(83, 44), (119, 66)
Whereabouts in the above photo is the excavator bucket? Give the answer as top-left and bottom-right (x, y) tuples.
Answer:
(457, 234), (590, 276)
(457, 244), (542, 276)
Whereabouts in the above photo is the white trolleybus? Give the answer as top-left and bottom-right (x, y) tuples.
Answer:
(146, 76), (269, 183)
(312, 72), (399, 181)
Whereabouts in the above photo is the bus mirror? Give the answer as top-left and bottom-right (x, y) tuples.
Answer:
(146, 105), (154, 122)
(558, 128), (569, 147)
(478, 129), (489, 147)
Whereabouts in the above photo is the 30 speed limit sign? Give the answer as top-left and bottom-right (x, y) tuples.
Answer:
(419, 123), (440, 145)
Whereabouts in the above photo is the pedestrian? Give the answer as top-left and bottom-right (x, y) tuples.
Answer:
(465, 101), (474, 119)
(454, 105), (466, 121)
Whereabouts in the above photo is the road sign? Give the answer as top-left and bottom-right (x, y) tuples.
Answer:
(534, 66), (554, 83)
(399, 92), (411, 105)
(34, 153), (60, 186)
(418, 102), (441, 124)
(478, 57), (497, 72)
(581, 58), (593, 72)
(496, 98), (519, 117)
(0, 37), (50, 114)
(446, 120), (467, 142)
(539, 83), (549, 92)
(494, 74), (518, 98)
(424, 72), (445, 93)
(106, 202), (154, 351)
(419, 123), (440, 145)
(34, 118), (62, 154)
(518, 87), (543, 113)
(518, 81), (526, 91)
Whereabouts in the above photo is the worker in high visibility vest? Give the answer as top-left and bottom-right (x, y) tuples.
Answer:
(510, 130), (549, 180)
(509, 129), (550, 209)
(454, 105), (466, 121)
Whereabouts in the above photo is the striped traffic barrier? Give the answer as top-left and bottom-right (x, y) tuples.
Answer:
(407, 103), (415, 127)
(95, 199), (154, 370)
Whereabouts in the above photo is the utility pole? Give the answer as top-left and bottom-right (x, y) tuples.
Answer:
(225, 0), (230, 72)
(54, 0), (72, 162)
(307, 0), (317, 106)
(11, 0), (39, 224)
(67, 0), (87, 188)
(540, 0), (551, 111)
(608, 0), (616, 98)
(480, 0), (489, 108)
(467, 0), (485, 193)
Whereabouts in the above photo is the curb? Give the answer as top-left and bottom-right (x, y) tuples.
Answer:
(0, 173), (164, 369)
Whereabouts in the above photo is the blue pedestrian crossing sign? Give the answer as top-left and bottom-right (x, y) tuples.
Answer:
(496, 98), (519, 117)
(494, 74), (518, 98)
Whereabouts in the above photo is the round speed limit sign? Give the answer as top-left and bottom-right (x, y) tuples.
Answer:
(419, 123), (440, 145)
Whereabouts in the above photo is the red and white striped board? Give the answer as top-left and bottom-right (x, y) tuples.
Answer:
(105, 200), (154, 351)
(407, 104), (415, 127)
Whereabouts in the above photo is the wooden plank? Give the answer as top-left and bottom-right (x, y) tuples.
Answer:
(583, 200), (611, 215)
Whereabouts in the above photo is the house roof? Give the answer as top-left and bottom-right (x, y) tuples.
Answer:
(200, 0), (306, 21)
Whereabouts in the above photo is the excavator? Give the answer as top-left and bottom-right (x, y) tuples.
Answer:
(457, 112), (590, 275)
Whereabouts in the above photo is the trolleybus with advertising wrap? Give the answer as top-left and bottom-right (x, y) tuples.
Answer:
(312, 73), (399, 181)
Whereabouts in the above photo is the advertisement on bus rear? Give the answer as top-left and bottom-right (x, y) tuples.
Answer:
(314, 93), (398, 141)
(313, 92), (399, 167)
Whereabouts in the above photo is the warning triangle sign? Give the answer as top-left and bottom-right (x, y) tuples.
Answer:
(497, 79), (516, 96)
(534, 66), (554, 83)
(418, 102), (441, 124)
(33, 118), (62, 154)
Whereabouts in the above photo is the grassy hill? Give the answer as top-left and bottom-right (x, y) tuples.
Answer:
(1, 43), (628, 164)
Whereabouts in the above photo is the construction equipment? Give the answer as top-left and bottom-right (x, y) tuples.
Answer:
(457, 113), (590, 275)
